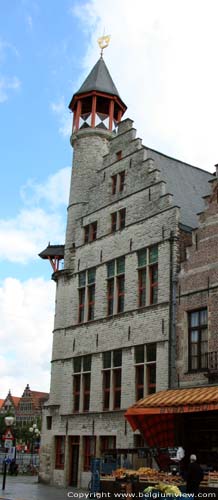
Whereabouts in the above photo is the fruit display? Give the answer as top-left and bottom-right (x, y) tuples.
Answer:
(111, 466), (184, 485)
(102, 466), (218, 489)
(144, 482), (181, 496)
(208, 471), (218, 486)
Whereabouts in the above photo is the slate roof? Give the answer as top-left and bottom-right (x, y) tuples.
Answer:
(75, 57), (120, 98)
(38, 244), (64, 259)
(146, 146), (214, 228)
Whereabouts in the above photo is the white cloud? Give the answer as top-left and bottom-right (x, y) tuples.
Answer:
(0, 166), (71, 263)
(0, 208), (64, 263)
(20, 166), (71, 208)
(72, 0), (218, 170)
(51, 97), (72, 137)
(0, 76), (21, 103)
(0, 277), (54, 395)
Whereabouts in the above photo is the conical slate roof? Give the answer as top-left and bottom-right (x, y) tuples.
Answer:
(75, 57), (120, 97)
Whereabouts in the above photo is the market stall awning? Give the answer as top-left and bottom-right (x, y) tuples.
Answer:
(125, 385), (218, 427)
(125, 386), (218, 470)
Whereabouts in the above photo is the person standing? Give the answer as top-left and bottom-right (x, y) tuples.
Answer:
(186, 454), (204, 498)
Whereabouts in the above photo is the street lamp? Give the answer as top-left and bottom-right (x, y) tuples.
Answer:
(29, 423), (40, 465)
(2, 416), (15, 491)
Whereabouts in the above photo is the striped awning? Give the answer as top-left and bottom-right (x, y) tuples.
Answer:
(125, 386), (218, 422)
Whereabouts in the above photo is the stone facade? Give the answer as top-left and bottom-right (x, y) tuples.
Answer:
(176, 175), (218, 388)
(39, 59), (213, 488)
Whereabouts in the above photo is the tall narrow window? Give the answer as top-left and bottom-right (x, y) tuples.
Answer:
(91, 221), (97, 241)
(78, 268), (96, 323)
(107, 258), (125, 315)
(102, 350), (122, 411)
(149, 246), (158, 304)
(73, 374), (81, 412)
(188, 309), (208, 371)
(84, 436), (96, 471)
(117, 276), (125, 313)
(111, 212), (117, 232)
(146, 344), (156, 394)
(119, 208), (126, 229)
(84, 225), (89, 244)
(135, 345), (145, 401)
(103, 370), (111, 410)
(87, 268), (96, 321)
(83, 373), (91, 412)
(112, 175), (117, 195)
(55, 436), (65, 469)
(138, 270), (146, 307)
(117, 257), (125, 313)
(78, 272), (86, 323)
(119, 171), (125, 192)
(137, 246), (158, 307)
(107, 279), (114, 316)
(113, 349), (122, 409)
(73, 355), (91, 413)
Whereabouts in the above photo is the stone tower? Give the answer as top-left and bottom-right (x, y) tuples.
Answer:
(64, 56), (126, 268)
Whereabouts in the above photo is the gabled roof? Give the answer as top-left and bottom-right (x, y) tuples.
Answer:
(31, 391), (49, 409)
(11, 396), (20, 407)
(0, 399), (4, 408)
(75, 57), (120, 98)
(2, 391), (20, 409)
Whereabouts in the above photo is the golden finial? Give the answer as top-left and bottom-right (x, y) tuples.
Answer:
(97, 35), (111, 57)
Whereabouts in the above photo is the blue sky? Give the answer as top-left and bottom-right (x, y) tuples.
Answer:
(1, 0), (218, 396)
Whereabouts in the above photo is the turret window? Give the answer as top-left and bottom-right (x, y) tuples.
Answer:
(84, 221), (97, 243)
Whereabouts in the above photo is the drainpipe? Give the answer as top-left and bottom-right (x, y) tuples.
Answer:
(168, 231), (178, 389)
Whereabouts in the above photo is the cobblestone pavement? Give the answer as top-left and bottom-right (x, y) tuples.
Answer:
(0, 475), (88, 500)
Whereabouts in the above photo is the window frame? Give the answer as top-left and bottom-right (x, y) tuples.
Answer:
(119, 171), (125, 192)
(119, 208), (126, 230)
(55, 436), (65, 470)
(84, 221), (98, 244)
(188, 308), (208, 372)
(111, 175), (117, 195)
(83, 436), (96, 472)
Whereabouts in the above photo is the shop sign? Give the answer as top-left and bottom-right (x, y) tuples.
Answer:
(159, 402), (218, 414)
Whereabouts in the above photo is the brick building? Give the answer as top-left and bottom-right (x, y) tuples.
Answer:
(0, 385), (48, 425)
(0, 390), (20, 415)
(176, 172), (218, 388)
(16, 384), (49, 426)
(39, 56), (213, 487)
